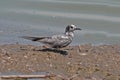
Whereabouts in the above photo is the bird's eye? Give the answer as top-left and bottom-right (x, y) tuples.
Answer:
(70, 26), (73, 29)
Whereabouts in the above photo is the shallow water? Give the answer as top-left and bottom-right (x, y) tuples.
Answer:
(0, 0), (120, 45)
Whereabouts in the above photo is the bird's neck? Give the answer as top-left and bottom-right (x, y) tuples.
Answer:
(65, 32), (74, 38)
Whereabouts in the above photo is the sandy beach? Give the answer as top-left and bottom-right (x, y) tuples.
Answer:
(0, 43), (120, 80)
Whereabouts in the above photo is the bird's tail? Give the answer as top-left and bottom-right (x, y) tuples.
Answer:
(21, 36), (47, 41)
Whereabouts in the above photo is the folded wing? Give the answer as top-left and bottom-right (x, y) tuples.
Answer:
(21, 35), (72, 48)
(51, 35), (72, 48)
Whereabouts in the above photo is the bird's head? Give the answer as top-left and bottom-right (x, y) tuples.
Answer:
(65, 24), (81, 33)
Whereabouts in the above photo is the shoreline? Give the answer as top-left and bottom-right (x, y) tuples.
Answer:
(0, 43), (120, 80)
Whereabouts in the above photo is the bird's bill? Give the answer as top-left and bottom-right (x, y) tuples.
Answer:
(75, 28), (82, 30)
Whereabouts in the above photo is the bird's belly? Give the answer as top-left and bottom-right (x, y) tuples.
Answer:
(52, 40), (72, 48)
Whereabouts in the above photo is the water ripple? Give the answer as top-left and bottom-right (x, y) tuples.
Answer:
(24, 0), (120, 7)
(5, 8), (120, 22)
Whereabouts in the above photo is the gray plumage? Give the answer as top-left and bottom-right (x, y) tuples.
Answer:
(21, 24), (81, 48)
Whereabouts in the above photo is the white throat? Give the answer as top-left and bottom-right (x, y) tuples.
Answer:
(65, 32), (74, 38)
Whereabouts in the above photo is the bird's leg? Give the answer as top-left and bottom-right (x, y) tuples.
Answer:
(42, 45), (50, 49)
(42, 45), (55, 51)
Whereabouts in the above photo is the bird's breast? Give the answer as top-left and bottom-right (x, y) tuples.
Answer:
(61, 35), (69, 39)
(65, 32), (74, 38)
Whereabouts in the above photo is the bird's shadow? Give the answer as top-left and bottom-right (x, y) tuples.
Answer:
(35, 48), (68, 55)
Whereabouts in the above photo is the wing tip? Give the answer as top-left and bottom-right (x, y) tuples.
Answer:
(20, 36), (46, 41)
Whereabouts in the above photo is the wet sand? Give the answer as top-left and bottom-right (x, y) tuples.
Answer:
(0, 43), (120, 80)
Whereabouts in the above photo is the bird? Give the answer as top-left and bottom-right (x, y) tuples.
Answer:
(21, 24), (81, 49)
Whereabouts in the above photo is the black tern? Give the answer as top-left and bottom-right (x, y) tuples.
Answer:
(22, 24), (81, 49)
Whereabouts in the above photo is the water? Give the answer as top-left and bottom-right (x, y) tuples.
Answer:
(0, 0), (120, 45)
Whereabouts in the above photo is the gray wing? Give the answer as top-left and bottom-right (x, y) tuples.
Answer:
(21, 35), (72, 48)
(51, 35), (72, 48)
(21, 36), (61, 44)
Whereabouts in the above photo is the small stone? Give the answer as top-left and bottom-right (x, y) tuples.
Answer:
(79, 53), (88, 56)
